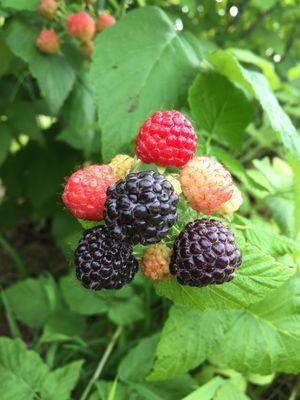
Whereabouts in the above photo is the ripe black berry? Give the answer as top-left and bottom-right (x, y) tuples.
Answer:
(104, 171), (179, 245)
(75, 226), (138, 290)
(170, 219), (242, 287)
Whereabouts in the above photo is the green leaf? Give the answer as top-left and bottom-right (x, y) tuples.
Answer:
(61, 274), (144, 326)
(41, 360), (83, 400)
(6, 20), (76, 114)
(41, 309), (86, 343)
(0, 38), (13, 78)
(0, 0), (39, 10)
(4, 276), (59, 328)
(182, 377), (225, 400)
(250, 0), (277, 12)
(0, 337), (49, 400)
(231, 48), (280, 90)
(152, 273), (300, 379)
(90, 6), (200, 161)
(148, 306), (228, 381)
(189, 72), (253, 150)
(265, 192), (295, 237)
(119, 335), (159, 382)
(0, 123), (11, 166)
(288, 155), (300, 238)
(209, 272), (300, 374)
(58, 76), (99, 156)
(156, 244), (294, 311)
(214, 381), (250, 400)
(235, 215), (300, 257)
(210, 50), (300, 159)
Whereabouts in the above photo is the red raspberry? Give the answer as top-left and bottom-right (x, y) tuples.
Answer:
(96, 13), (116, 32)
(180, 156), (234, 215)
(135, 110), (197, 167)
(62, 165), (116, 221)
(38, 0), (58, 20)
(36, 29), (60, 54)
(66, 12), (96, 42)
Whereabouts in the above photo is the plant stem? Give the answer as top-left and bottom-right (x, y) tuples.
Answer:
(79, 327), (123, 400)
(0, 234), (26, 278)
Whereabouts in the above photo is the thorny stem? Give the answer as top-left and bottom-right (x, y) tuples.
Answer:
(79, 327), (123, 400)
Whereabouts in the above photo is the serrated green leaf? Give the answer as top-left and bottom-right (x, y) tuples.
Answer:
(210, 50), (300, 160)
(152, 273), (300, 380)
(90, 6), (200, 161)
(4, 276), (59, 328)
(189, 72), (253, 150)
(0, 337), (49, 400)
(6, 20), (76, 114)
(61, 274), (143, 325)
(40, 360), (83, 400)
(156, 244), (294, 311)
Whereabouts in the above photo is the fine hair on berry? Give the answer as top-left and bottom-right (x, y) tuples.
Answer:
(75, 226), (138, 290)
(170, 219), (242, 287)
(104, 170), (179, 245)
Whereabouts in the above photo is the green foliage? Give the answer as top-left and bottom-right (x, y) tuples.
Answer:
(90, 6), (201, 161)
(1, 0), (300, 399)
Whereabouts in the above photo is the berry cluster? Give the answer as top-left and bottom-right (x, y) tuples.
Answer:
(36, 0), (116, 58)
(62, 110), (243, 291)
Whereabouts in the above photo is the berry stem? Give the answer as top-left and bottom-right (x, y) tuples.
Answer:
(79, 326), (123, 400)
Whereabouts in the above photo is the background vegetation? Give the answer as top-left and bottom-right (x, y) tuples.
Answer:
(0, 0), (300, 399)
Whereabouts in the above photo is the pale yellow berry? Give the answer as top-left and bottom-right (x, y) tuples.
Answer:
(142, 243), (171, 281)
(218, 185), (243, 215)
(166, 174), (182, 195)
(109, 154), (134, 180)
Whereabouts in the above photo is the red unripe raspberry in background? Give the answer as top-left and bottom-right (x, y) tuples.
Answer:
(38, 0), (58, 20)
(135, 110), (197, 167)
(67, 12), (96, 42)
(62, 165), (116, 221)
(96, 13), (116, 32)
(36, 29), (60, 54)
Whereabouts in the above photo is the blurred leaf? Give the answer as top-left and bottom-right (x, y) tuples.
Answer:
(4, 275), (59, 328)
(61, 274), (144, 326)
(210, 50), (300, 160)
(235, 215), (300, 257)
(156, 244), (294, 311)
(6, 20), (76, 114)
(250, 0), (277, 11)
(119, 335), (159, 382)
(41, 360), (83, 400)
(231, 48), (280, 90)
(0, 123), (12, 166)
(41, 309), (86, 343)
(0, 337), (49, 400)
(265, 192), (295, 237)
(214, 381), (250, 400)
(182, 377), (225, 400)
(58, 76), (99, 156)
(288, 156), (300, 239)
(0, 0), (39, 10)
(0, 38), (12, 77)
(90, 6), (200, 161)
(189, 72), (253, 150)
(288, 64), (300, 81)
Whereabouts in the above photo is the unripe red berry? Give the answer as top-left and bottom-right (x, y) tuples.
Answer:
(96, 13), (116, 32)
(38, 0), (58, 20)
(36, 29), (60, 54)
(67, 12), (96, 42)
